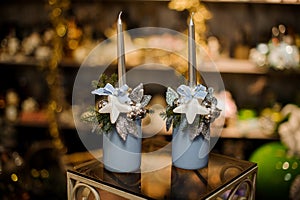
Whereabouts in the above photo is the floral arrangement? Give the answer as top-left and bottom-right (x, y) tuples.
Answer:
(81, 74), (151, 141)
(161, 84), (221, 140)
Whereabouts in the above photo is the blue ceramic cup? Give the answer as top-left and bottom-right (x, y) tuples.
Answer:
(103, 120), (142, 173)
(172, 119), (209, 170)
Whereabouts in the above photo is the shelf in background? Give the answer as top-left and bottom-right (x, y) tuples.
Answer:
(221, 126), (278, 139)
(202, 0), (300, 4)
(201, 58), (268, 74)
(17, 109), (279, 140)
(0, 58), (271, 74)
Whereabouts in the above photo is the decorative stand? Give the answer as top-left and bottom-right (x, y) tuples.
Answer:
(67, 153), (258, 200)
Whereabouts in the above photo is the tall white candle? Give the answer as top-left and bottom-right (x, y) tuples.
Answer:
(188, 14), (197, 88)
(117, 11), (126, 87)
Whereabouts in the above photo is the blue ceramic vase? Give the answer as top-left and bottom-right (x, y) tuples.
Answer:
(172, 118), (209, 170)
(103, 120), (142, 173)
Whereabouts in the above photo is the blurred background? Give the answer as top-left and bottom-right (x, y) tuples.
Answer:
(0, 0), (300, 199)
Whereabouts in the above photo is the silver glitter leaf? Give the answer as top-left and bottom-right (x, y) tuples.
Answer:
(129, 83), (144, 103)
(204, 88), (214, 102)
(140, 95), (152, 107)
(196, 122), (210, 141)
(126, 119), (138, 137)
(202, 129), (210, 141)
(116, 116), (128, 141)
(190, 123), (202, 140)
(116, 115), (138, 141)
(166, 87), (179, 106)
(210, 107), (221, 123)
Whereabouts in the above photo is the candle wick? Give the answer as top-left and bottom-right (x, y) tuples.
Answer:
(118, 11), (122, 24)
(190, 13), (194, 26)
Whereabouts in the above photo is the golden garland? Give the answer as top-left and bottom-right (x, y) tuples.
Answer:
(45, 0), (70, 152)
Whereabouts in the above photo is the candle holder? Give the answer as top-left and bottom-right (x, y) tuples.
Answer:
(160, 14), (221, 170)
(81, 75), (151, 172)
(162, 86), (221, 170)
(81, 12), (151, 173)
(102, 117), (142, 172)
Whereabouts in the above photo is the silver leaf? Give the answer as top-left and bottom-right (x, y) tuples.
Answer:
(129, 83), (144, 103)
(126, 119), (138, 137)
(196, 122), (210, 141)
(166, 87), (179, 106)
(116, 116), (128, 141)
(116, 115), (139, 140)
(202, 129), (210, 141)
(140, 95), (152, 107)
(190, 122), (203, 140)
(190, 132), (199, 141)
(211, 97), (218, 105)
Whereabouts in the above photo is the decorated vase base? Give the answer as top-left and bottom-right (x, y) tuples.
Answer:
(103, 125), (142, 173)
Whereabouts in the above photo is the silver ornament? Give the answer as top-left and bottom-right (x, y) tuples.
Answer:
(98, 99), (108, 109)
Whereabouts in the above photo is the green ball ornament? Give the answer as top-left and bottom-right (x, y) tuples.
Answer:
(249, 142), (300, 199)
